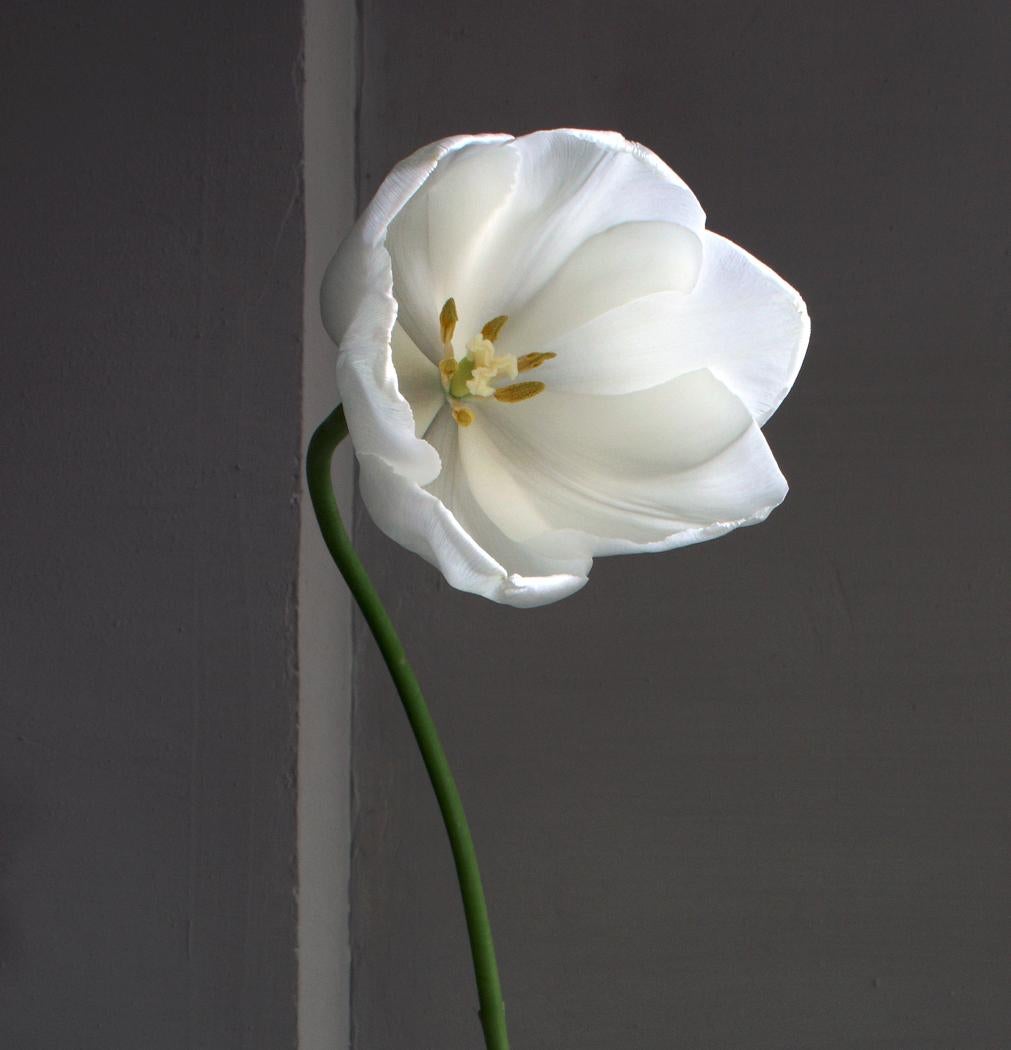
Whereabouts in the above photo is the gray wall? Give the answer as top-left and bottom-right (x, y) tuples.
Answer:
(2, 3), (307, 1047)
(351, 2), (1009, 1048)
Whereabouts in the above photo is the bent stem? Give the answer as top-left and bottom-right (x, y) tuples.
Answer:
(306, 404), (509, 1050)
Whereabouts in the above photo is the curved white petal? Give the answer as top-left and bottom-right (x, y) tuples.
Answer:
(321, 133), (510, 346)
(390, 323), (442, 438)
(320, 134), (511, 483)
(532, 231), (809, 421)
(459, 370), (787, 559)
(358, 442), (589, 608)
(497, 220), (701, 357)
(331, 250), (440, 484)
(462, 130), (706, 328)
(423, 411), (593, 582)
(386, 141), (520, 359)
(694, 233), (810, 424)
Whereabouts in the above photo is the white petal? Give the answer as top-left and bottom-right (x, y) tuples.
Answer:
(459, 370), (788, 559)
(422, 410), (592, 582)
(357, 440), (589, 609)
(320, 134), (511, 483)
(461, 129), (707, 328)
(320, 133), (511, 347)
(332, 251), (440, 484)
(498, 220), (701, 356)
(390, 323), (442, 438)
(693, 233), (810, 423)
(533, 231), (809, 422)
(386, 141), (520, 359)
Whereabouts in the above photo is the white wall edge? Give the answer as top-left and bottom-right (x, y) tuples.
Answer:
(298, 0), (357, 1045)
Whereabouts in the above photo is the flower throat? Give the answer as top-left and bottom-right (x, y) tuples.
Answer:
(437, 298), (555, 427)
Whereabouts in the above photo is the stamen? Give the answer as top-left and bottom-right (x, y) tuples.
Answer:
(438, 357), (457, 392)
(517, 351), (557, 373)
(480, 315), (509, 342)
(493, 381), (545, 404)
(439, 298), (458, 346)
(436, 299), (552, 415)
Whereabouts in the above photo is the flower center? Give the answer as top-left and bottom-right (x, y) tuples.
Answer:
(437, 299), (556, 426)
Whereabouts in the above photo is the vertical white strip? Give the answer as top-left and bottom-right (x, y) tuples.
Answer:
(299, 0), (357, 1046)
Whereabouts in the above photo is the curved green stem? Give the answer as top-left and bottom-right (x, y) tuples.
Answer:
(306, 404), (509, 1050)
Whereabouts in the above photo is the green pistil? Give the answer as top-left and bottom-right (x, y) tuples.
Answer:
(449, 356), (476, 399)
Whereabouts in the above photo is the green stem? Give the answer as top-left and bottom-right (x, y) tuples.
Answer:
(306, 404), (509, 1050)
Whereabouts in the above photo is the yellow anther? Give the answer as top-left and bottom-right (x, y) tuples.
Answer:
(439, 298), (458, 346)
(517, 351), (557, 372)
(452, 405), (475, 427)
(480, 315), (509, 342)
(493, 381), (545, 403)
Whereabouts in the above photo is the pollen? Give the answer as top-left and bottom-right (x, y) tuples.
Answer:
(452, 405), (475, 427)
(493, 381), (545, 403)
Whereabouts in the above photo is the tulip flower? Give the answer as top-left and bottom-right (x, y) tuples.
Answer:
(321, 129), (809, 607)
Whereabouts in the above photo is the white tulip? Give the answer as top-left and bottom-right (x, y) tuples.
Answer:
(321, 129), (810, 607)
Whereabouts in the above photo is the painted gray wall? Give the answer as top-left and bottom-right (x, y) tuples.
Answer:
(350, 2), (1009, 1048)
(2, 3), (307, 1047)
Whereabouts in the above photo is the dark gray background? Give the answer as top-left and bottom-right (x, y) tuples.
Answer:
(351, 2), (1009, 1048)
(2, 2), (304, 1047)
